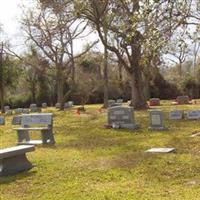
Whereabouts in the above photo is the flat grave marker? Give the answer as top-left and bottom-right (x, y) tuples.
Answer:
(146, 148), (176, 153)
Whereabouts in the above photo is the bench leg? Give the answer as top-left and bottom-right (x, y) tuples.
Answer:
(17, 130), (30, 144)
(0, 154), (33, 176)
(41, 130), (55, 145)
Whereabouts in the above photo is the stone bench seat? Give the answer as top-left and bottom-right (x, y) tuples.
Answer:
(0, 145), (35, 176)
(14, 113), (55, 145)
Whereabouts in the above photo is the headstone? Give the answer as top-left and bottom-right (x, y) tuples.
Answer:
(67, 101), (74, 107)
(0, 116), (5, 125)
(22, 108), (30, 114)
(15, 108), (23, 114)
(149, 98), (160, 106)
(108, 100), (116, 107)
(149, 110), (168, 130)
(187, 110), (200, 120)
(116, 99), (123, 103)
(4, 106), (10, 112)
(107, 106), (139, 129)
(30, 104), (41, 113)
(42, 103), (47, 108)
(176, 96), (190, 104)
(55, 103), (61, 109)
(12, 115), (22, 125)
(5, 110), (12, 115)
(169, 110), (183, 120)
(146, 148), (176, 153)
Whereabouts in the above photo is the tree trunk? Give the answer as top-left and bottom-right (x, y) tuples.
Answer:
(57, 66), (64, 105)
(0, 45), (4, 113)
(129, 68), (147, 109)
(103, 45), (109, 108)
(143, 72), (150, 101)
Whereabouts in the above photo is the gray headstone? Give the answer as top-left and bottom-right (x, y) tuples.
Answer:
(169, 110), (183, 120)
(22, 109), (30, 114)
(55, 103), (61, 109)
(187, 110), (200, 120)
(4, 106), (10, 112)
(108, 100), (116, 107)
(12, 115), (22, 125)
(176, 96), (190, 104)
(30, 104), (37, 109)
(30, 104), (41, 113)
(42, 103), (47, 108)
(108, 106), (139, 129)
(15, 108), (23, 114)
(116, 99), (123, 103)
(5, 110), (12, 115)
(0, 116), (5, 125)
(149, 110), (168, 130)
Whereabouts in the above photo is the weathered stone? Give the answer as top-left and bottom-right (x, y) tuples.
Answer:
(107, 106), (139, 129)
(0, 116), (5, 125)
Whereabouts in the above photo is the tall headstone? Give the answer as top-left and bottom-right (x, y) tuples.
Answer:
(149, 110), (168, 130)
(187, 110), (200, 120)
(4, 106), (10, 112)
(169, 110), (183, 120)
(107, 106), (139, 129)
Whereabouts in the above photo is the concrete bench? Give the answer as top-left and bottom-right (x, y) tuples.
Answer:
(13, 113), (55, 145)
(0, 145), (35, 176)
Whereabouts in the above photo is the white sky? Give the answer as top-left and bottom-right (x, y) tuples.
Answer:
(0, 0), (102, 54)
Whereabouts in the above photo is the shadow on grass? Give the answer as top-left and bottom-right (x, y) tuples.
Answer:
(0, 170), (37, 184)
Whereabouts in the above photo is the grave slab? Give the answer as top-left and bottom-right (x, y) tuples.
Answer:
(146, 148), (176, 153)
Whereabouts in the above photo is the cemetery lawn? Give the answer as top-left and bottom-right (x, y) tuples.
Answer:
(1, 101), (200, 200)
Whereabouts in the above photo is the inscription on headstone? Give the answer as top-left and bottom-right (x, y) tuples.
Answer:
(108, 106), (139, 129)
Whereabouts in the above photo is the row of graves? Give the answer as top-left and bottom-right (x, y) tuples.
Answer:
(107, 106), (200, 130)
(149, 95), (194, 106)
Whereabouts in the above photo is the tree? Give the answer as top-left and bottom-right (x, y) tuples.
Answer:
(75, 0), (191, 108)
(21, 0), (97, 109)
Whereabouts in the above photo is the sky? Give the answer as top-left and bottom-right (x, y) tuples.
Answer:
(0, 0), (101, 54)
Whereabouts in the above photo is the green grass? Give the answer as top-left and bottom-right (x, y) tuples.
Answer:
(0, 101), (200, 200)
